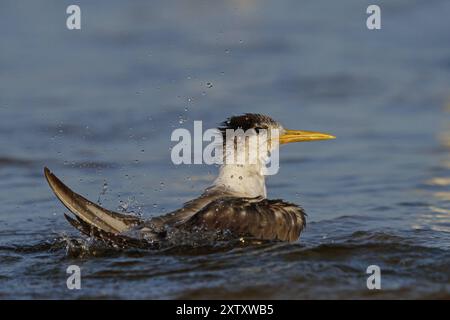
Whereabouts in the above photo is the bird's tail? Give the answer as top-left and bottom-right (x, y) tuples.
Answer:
(44, 167), (147, 248)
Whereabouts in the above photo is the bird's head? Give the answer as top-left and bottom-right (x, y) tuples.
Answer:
(219, 113), (335, 160)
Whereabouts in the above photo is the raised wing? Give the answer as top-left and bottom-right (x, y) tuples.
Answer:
(44, 167), (142, 233)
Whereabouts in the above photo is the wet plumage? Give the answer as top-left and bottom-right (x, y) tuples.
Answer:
(44, 114), (334, 248)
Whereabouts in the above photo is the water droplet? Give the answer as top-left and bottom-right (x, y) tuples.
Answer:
(178, 115), (187, 124)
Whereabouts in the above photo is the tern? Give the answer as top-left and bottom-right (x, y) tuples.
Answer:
(44, 114), (335, 247)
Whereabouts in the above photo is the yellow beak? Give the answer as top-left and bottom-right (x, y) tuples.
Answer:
(279, 129), (336, 144)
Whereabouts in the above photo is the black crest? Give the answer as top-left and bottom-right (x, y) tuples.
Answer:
(219, 113), (279, 134)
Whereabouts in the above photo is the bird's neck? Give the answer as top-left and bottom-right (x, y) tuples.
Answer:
(212, 163), (267, 198)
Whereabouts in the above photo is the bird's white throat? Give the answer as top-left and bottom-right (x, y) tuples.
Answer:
(212, 162), (267, 198)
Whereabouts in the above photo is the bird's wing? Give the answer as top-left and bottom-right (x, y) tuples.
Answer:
(44, 167), (305, 245)
(180, 197), (306, 242)
(44, 167), (142, 234)
(44, 167), (237, 247)
(64, 213), (153, 249)
(146, 187), (236, 228)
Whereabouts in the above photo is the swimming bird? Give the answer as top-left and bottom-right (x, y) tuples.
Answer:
(44, 114), (334, 248)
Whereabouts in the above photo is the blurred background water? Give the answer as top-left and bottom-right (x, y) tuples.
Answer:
(1, 0), (450, 299)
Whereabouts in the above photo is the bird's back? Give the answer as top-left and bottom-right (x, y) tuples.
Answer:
(138, 191), (306, 242)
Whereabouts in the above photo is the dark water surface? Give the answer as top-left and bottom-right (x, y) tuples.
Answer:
(1, 0), (450, 299)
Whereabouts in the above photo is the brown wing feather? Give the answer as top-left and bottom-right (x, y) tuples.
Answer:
(64, 214), (152, 249)
(147, 188), (235, 229)
(44, 167), (141, 233)
(179, 197), (306, 242)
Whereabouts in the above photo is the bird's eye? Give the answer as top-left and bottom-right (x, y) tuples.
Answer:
(253, 126), (265, 133)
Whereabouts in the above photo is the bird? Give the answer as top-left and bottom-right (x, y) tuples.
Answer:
(44, 113), (335, 248)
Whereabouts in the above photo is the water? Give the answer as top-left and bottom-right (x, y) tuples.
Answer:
(1, 0), (450, 299)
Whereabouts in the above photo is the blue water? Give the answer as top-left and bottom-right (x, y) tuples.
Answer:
(1, 0), (450, 299)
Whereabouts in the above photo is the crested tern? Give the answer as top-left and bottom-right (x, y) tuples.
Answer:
(44, 114), (335, 247)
